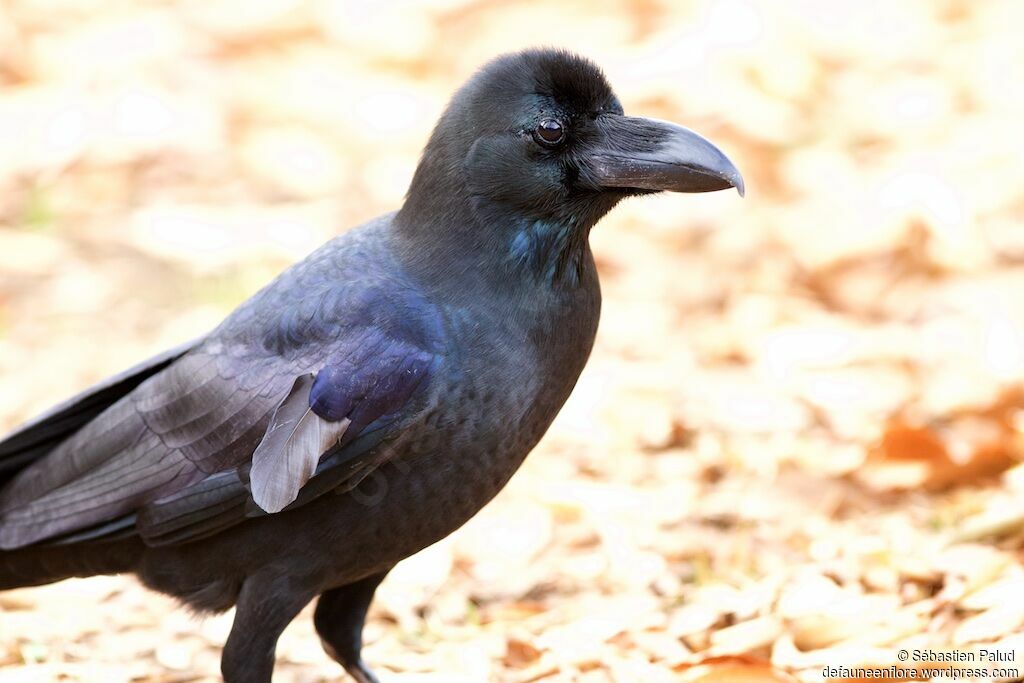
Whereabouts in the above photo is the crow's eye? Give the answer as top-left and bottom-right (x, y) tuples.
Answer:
(533, 119), (565, 147)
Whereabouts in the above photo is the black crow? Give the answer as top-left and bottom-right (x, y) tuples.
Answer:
(0, 49), (742, 682)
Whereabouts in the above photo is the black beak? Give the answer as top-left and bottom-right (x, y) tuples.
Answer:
(587, 116), (744, 197)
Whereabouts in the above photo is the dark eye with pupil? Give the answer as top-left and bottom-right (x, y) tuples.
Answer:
(534, 119), (565, 146)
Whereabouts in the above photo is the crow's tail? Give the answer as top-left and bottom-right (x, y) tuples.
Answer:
(0, 539), (143, 590)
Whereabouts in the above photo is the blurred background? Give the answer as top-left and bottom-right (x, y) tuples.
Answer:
(2, 0), (1024, 681)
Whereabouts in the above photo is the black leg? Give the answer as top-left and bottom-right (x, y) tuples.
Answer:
(314, 570), (391, 683)
(221, 573), (314, 683)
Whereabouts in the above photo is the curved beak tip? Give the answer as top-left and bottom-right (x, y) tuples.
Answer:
(731, 171), (746, 198)
(716, 150), (745, 198)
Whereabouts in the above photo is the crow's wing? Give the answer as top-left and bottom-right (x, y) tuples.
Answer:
(0, 339), (199, 486)
(0, 347), (291, 548)
(136, 330), (436, 546)
(0, 323), (439, 550)
(0, 230), (445, 550)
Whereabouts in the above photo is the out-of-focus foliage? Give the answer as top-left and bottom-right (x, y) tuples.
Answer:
(2, 0), (1024, 681)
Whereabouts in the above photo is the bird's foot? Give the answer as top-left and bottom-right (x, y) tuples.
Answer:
(345, 658), (382, 683)
(322, 639), (381, 683)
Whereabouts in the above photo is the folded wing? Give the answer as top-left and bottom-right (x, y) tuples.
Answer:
(0, 322), (439, 550)
(0, 229), (445, 550)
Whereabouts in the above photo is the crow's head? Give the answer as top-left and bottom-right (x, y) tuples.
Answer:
(398, 49), (743, 279)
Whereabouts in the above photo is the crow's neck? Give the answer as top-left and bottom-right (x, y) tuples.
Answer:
(395, 195), (591, 295)
(503, 215), (588, 286)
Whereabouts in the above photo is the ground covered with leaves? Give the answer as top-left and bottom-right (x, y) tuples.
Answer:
(2, 1), (1024, 681)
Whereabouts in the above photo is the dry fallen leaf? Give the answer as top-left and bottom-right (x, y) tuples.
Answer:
(860, 419), (1017, 491)
(953, 604), (1024, 645)
(709, 617), (782, 655)
(674, 655), (797, 683)
(503, 637), (543, 669)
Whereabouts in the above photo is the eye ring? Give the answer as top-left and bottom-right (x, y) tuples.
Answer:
(533, 119), (566, 147)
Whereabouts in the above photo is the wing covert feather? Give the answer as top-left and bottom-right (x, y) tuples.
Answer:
(249, 374), (351, 513)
